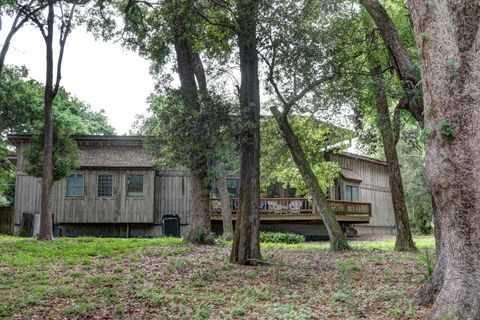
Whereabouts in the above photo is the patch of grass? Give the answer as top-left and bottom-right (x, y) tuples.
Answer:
(167, 257), (190, 270)
(193, 304), (212, 320)
(0, 236), (184, 267)
(338, 258), (362, 274)
(228, 305), (246, 318)
(57, 286), (82, 298)
(60, 301), (92, 315)
(258, 236), (435, 251)
(135, 288), (165, 306)
(270, 303), (313, 320)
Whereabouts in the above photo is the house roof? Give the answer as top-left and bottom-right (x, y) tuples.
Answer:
(80, 145), (154, 168)
(328, 151), (387, 166)
(7, 134), (155, 169)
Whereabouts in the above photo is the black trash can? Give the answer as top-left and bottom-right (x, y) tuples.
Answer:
(162, 215), (180, 237)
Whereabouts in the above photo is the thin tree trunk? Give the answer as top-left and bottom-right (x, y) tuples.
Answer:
(172, 5), (211, 242)
(217, 167), (233, 240)
(271, 108), (349, 250)
(37, 2), (55, 241)
(230, 0), (261, 265)
(360, 0), (424, 126)
(370, 64), (417, 252)
(407, 1), (480, 317)
(0, 15), (23, 76)
(361, 0), (445, 301)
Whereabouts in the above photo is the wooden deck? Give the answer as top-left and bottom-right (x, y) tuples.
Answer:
(210, 198), (371, 223)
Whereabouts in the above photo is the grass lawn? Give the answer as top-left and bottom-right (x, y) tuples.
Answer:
(0, 235), (434, 319)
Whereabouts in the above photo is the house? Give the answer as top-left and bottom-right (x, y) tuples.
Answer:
(7, 135), (396, 238)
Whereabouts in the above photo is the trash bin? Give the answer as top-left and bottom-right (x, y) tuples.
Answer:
(162, 215), (180, 237)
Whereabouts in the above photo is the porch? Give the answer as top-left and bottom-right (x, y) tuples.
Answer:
(209, 198), (371, 223)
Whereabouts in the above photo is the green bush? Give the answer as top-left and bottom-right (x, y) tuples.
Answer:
(260, 232), (305, 244)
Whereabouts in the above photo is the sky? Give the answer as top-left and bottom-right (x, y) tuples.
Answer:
(1, 17), (155, 134)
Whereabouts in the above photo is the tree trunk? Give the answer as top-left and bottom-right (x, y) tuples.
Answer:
(172, 10), (211, 242)
(230, 0), (261, 265)
(407, 1), (480, 318)
(271, 108), (349, 250)
(37, 2), (55, 241)
(414, 198), (444, 305)
(217, 168), (233, 240)
(186, 174), (211, 242)
(360, 0), (424, 126)
(370, 64), (417, 252)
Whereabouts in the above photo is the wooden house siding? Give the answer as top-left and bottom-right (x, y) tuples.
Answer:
(12, 139), (158, 226)
(13, 174), (42, 227)
(327, 153), (395, 228)
(53, 169), (155, 224)
(154, 167), (192, 225)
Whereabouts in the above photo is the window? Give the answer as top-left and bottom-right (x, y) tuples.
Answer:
(127, 175), (144, 197)
(345, 185), (359, 201)
(97, 175), (113, 197)
(227, 178), (240, 197)
(66, 175), (83, 197)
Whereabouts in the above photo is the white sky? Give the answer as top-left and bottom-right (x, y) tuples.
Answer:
(1, 17), (155, 134)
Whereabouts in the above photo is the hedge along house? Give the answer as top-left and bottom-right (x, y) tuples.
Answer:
(8, 135), (396, 238)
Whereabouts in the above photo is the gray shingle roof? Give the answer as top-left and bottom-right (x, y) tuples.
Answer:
(80, 145), (154, 168)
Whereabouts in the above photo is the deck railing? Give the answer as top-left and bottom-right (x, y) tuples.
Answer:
(210, 197), (371, 217)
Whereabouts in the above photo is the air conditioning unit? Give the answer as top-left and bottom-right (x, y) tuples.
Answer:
(162, 215), (180, 237)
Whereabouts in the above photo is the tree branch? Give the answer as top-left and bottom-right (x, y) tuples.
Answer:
(53, 4), (76, 98)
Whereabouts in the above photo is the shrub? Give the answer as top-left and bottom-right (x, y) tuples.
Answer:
(260, 232), (305, 244)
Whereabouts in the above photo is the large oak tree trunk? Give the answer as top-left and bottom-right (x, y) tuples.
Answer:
(217, 167), (233, 240)
(37, 2), (55, 241)
(271, 108), (349, 250)
(188, 174), (211, 240)
(172, 13), (211, 242)
(230, 0), (261, 265)
(370, 64), (417, 252)
(407, 1), (480, 318)
(414, 198), (444, 305)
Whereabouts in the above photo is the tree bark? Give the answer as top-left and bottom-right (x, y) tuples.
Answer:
(187, 174), (211, 241)
(37, 2), (55, 241)
(414, 198), (444, 305)
(360, 0), (424, 126)
(230, 0), (261, 265)
(370, 64), (417, 252)
(407, 1), (480, 318)
(172, 11), (211, 243)
(271, 107), (349, 250)
(217, 167), (233, 240)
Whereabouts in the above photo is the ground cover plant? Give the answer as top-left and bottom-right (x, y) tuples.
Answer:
(0, 235), (434, 319)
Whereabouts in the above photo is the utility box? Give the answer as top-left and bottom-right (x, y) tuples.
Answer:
(162, 215), (180, 237)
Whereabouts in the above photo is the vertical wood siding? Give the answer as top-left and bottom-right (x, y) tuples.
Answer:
(54, 169), (155, 224)
(154, 167), (192, 225)
(328, 154), (395, 227)
(13, 167), (156, 225)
